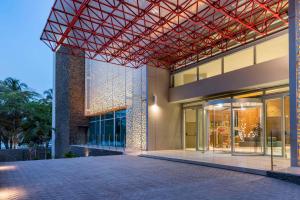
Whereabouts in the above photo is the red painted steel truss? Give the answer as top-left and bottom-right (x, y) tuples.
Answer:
(41, 0), (288, 70)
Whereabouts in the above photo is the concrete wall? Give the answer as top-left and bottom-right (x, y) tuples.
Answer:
(54, 47), (88, 158)
(170, 56), (289, 103)
(147, 67), (182, 150)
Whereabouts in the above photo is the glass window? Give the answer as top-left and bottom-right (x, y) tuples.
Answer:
(100, 120), (105, 146)
(256, 34), (288, 63)
(224, 47), (254, 73)
(198, 59), (222, 80)
(174, 68), (197, 87)
(116, 110), (126, 118)
(88, 110), (126, 147)
(103, 112), (114, 119)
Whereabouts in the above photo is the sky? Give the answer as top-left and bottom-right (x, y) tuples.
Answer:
(0, 0), (55, 94)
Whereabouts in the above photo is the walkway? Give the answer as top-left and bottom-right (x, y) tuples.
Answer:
(142, 150), (296, 174)
(0, 155), (300, 200)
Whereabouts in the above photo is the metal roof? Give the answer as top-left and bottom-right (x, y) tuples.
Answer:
(41, 0), (288, 70)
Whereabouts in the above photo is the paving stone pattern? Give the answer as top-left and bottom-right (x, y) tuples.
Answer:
(0, 155), (300, 200)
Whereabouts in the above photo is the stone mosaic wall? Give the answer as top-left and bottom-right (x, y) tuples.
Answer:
(85, 60), (147, 150)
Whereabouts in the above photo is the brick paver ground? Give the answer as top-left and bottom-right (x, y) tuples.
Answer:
(0, 155), (299, 200)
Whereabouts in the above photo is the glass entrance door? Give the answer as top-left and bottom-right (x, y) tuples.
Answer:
(184, 108), (197, 150)
(232, 101), (263, 154)
(206, 102), (231, 152)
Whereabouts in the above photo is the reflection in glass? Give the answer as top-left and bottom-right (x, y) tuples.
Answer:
(232, 102), (263, 154)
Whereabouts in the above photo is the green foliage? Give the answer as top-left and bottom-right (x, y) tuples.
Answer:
(0, 77), (52, 159)
(64, 151), (77, 158)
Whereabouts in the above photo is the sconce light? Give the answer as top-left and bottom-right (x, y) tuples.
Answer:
(153, 95), (157, 105)
(152, 95), (159, 112)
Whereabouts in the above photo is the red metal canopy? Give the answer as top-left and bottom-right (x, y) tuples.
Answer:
(41, 0), (288, 70)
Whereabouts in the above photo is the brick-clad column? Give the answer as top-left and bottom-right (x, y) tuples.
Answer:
(53, 47), (88, 158)
(289, 0), (300, 167)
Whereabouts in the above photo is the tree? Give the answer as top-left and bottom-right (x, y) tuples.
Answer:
(0, 78), (37, 149)
(22, 91), (52, 159)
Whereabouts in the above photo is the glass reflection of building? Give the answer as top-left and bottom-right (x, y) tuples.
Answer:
(88, 110), (126, 148)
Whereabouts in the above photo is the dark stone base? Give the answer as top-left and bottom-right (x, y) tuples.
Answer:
(0, 148), (51, 162)
(69, 146), (123, 157)
(267, 171), (300, 185)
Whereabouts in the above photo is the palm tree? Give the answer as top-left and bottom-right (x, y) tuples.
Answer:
(0, 78), (37, 149)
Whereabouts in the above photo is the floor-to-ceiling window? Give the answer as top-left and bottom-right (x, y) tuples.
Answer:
(88, 116), (100, 145)
(265, 98), (283, 156)
(265, 95), (290, 158)
(115, 110), (126, 147)
(88, 110), (126, 148)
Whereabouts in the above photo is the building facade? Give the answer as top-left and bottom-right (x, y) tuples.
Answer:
(42, 0), (300, 167)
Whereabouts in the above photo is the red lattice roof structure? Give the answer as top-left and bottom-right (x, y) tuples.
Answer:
(41, 0), (288, 70)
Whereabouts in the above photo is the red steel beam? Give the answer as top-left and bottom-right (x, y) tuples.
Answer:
(253, 0), (288, 24)
(41, 0), (288, 70)
(200, 0), (263, 35)
(54, 0), (91, 52)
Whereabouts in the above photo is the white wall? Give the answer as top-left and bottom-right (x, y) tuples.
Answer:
(147, 66), (182, 150)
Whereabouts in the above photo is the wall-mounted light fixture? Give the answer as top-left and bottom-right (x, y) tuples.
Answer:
(152, 95), (159, 112)
(153, 95), (157, 105)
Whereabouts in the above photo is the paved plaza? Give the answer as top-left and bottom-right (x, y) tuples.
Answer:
(0, 155), (300, 200)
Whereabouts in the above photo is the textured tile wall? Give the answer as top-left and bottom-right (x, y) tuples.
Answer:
(85, 60), (147, 150)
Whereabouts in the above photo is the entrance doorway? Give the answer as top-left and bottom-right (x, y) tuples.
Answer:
(204, 98), (263, 155)
(182, 96), (290, 158)
(184, 108), (197, 149)
(206, 102), (231, 152)
(183, 107), (205, 150)
(232, 101), (263, 154)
